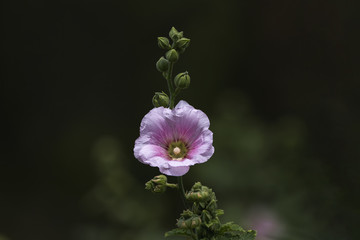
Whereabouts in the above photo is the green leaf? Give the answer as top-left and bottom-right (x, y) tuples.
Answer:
(201, 210), (212, 223)
(218, 222), (243, 234)
(165, 228), (192, 238)
(216, 209), (225, 216)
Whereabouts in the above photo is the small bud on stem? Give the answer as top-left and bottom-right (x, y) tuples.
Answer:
(158, 37), (171, 50)
(156, 57), (169, 72)
(165, 49), (179, 63)
(152, 92), (169, 108)
(175, 38), (190, 51)
(174, 71), (191, 89)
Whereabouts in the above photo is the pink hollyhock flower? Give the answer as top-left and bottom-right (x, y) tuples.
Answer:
(134, 100), (214, 176)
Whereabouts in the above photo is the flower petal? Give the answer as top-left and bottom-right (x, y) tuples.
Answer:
(135, 142), (167, 164)
(159, 165), (190, 176)
(139, 107), (173, 145)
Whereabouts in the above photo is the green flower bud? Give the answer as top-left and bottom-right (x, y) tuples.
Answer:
(177, 219), (187, 229)
(190, 216), (202, 228)
(165, 49), (179, 62)
(152, 92), (169, 108)
(192, 182), (203, 190)
(174, 71), (190, 89)
(152, 174), (167, 184)
(153, 184), (167, 193)
(156, 57), (169, 72)
(145, 174), (168, 193)
(176, 38), (190, 50)
(145, 180), (154, 190)
(169, 27), (183, 42)
(186, 191), (210, 202)
(178, 217), (202, 229)
(186, 182), (214, 202)
(157, 37), (171, 50)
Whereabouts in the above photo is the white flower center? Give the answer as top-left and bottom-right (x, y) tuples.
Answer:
(173, 147), (181, 155)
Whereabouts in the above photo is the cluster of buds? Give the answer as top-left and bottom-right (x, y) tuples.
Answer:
(153, 27), (191, 108)
(177, 210), (202, 229)
(158, 27), (191, 53)
(166, 182), (256, 239)
(145, 175), (177, 193)
(186, 182), (212, 202)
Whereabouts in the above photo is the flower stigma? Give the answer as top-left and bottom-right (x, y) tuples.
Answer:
(173, 147), (181, 155)
(168, 141), (188, 161)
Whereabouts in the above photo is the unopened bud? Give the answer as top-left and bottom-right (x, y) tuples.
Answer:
(176, 38), (190, 50)
(186, 191), (210, 202)
(165, 49), (179, 62)
(145, 174), (168, 193)
(153, 184), (167, 193)
(190, 216), (202, 228)
(174, 71), (190, 89)
(177, 219), (187, 229)
(152, 92), (169, 108)
(169, 27), (183, 42)
(186, 182), (213, 202)
(157, 37), (171, 50)
(156, 57), (169, 72)
(192, 182), (203, 190)
(152, 174), (167, 184)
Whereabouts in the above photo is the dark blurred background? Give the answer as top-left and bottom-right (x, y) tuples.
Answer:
(1, 1), (360, 240)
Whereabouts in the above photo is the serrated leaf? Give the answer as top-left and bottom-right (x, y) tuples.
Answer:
(201, 209), (212, 224)
(165, 228), (192, 238)
(218, 222), (244, 234)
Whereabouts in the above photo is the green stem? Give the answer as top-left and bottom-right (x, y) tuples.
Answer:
(169, 87), (181, 109)
(167, 62), (175, 108)
(177, 176), (187, 208)
(166, 183), (178, 189)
